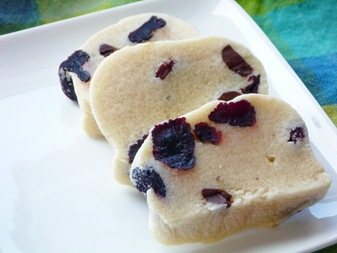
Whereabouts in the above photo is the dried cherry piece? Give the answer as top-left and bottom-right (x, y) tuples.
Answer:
(194, 122), (222, 145)
(131, 167), (166, 197)
(288, 127), (305, 143)
(218, 91), (241, 101)
(202, 188), (232, 208)
(58, 50), (90, 101)
(99, 43), (118, 57)
(128, 134), (148, 164)
(241, 75), (261, 94)
(155, 60), (175, 80)
(152, 118), (195, 170)
(209, 100), (256, 127)
(222, 45), (252, 77)
(128, 16), (166, 43)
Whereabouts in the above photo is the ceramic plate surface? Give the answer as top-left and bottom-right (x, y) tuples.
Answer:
(1, 0), (337, 252)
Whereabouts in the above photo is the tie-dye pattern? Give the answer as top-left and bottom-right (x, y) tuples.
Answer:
(237, 0), (337, 127)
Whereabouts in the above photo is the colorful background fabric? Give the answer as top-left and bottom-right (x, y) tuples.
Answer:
(237, 0), (337, 128)
(0, 0), (336, 252)
(0, 0), (139, 34)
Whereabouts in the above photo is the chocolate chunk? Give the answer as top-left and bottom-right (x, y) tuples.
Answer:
(58, 67), (77, 101)
(241, 75), (261, 94)
(209, 100), (256, 127)
(99, 43), (118, 57)
(128, 134), (148, 164)
(155, 60), (176, 80)
(128, 16), (166, 43)
(202, 188), (232, 208)
(131, 167), (166, 197)
(194, 122), (222, 145)
(218, 91), (241, 101)
(152, 117), (196, 170)
(222, 45), (253, 77)
(288, 127), (305, 143)
(58, 50), (91, 101)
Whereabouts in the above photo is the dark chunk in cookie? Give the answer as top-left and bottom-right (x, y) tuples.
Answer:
(209, 100), (256, 127)
(194, 122), (222, 145)
(218, 75), (261, 101)
(128, 134), (148, 164)
(132, 167), (166, 197)
(58, 50), (90, 101)
(241, 75), (261, 94)
(218, 91), (241, 101)
(155, 60), (175, 80)
(202, 188), (232, 208)
(128, 16), (166, 43)
(152, 117), (196, 170)
(288, 127), (305, 143)
(222, 45), (252, 77)
(99, 43), (118, 57)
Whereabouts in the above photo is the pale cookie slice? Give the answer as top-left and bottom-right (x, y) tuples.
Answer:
(58, 13), (200, 137)
(130, 94), (331, 245)
(91, 36), (268, 185)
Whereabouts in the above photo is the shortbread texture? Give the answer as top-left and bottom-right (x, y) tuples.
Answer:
(130, 94), (331, 244)
(90, 36), (268, 185)
(65, 13), (200, 137)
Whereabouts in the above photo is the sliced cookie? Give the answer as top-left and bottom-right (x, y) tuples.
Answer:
(90, 36), (268, 185)
(58, 13), (200, 137)
(130, 94), (331, 245)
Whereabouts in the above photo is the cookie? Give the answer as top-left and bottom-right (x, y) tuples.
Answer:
(90, 36), (268, 185)
(130, 94), (331, 244)
(58, 13), (200, 137)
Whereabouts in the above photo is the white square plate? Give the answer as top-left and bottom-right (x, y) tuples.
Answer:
(1, 0), (337, 252)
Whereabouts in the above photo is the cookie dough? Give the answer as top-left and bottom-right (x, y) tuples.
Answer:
(130, 94), (331, 244)
(58, 13), (200, 137)
(90, 36), (268, 185)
